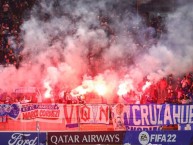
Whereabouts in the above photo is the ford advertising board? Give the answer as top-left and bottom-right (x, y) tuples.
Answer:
(0, 132), (46, 145)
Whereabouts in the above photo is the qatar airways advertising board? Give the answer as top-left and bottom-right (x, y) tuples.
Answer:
(48, 131), (125, 145)
(0, 132), (46, 145)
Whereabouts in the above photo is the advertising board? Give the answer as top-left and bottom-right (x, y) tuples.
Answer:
(48, 131), (125, 145)
(0, 132), (46, 145)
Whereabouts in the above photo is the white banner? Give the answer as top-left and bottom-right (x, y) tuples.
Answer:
(19, 103), (64, 123)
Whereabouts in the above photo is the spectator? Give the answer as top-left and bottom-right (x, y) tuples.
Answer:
(181, 94), (192, 105)
(158, 77), (168, 101)
(165, 91), (177, 104)
(176, 87), (183, 103)
(2, 2), (10, 15)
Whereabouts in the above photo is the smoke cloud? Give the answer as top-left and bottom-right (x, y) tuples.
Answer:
(0, 0), (193, 98)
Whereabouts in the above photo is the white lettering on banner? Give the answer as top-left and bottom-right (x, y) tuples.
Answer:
(112, 104), (193, 126)
(82, 134), (119, 143)
(150, 134), (176, 143)
(50, 134), (120, 144)
(141, 105), (149, 125)
(157, 105), (163, 125)
(139, 131), (177, 145)
(51, 135), (80, 144)
(164, 104), (172, 125)
(189, 105), (193, 124)
(149, 105), (157, 125)
(8, 133), (37, 145)
(132, 105), (140, 125)
(180, 105), (189, 124)
(172, 105), (181, 124)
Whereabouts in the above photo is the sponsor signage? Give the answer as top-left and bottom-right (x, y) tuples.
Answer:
(0, 132), (46, 145)
(48, 131), (125, 145)
(124, 131), (193, 145)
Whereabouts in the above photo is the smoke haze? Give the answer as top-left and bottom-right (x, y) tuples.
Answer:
(0, 0), (193, 97)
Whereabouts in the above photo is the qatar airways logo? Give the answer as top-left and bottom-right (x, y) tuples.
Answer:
(8, 133), (38, 145)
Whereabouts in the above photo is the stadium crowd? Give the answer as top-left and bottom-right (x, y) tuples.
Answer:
(0, 72), (193, 105)
(0, 0), (192, 105)
(140, 73), (193, 105)
(0, 0), (35, 68)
